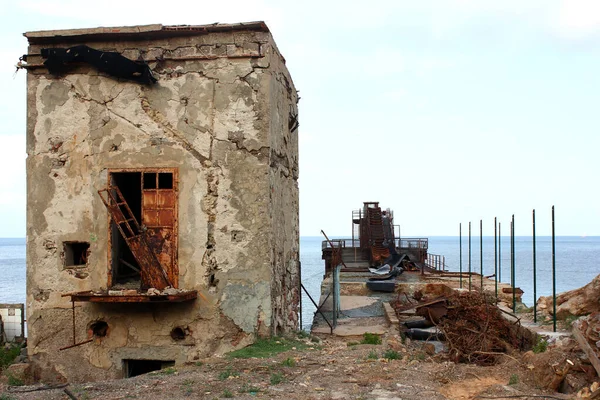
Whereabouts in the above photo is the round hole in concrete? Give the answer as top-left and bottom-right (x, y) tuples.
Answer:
(90, 320), (108, 337)
(170, 327), (186, 341)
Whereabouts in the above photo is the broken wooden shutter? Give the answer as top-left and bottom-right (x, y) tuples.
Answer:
(141, 171), (178, 288)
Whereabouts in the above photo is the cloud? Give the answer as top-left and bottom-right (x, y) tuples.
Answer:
(17, 0), (282, 29)
(552, 0), (600, 39)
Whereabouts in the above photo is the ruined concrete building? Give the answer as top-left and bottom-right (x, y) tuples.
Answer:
(23, 22), (299, 382)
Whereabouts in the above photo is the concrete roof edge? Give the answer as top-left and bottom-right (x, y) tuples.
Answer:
(23, 21), (269, 41)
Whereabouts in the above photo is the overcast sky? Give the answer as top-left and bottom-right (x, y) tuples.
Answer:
(1, 1), (599, 238)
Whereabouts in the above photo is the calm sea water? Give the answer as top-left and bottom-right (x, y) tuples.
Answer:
(0, 238), (26, 304)
(1, 237), (598, 330)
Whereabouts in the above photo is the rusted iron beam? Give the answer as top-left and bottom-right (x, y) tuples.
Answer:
(320, 230), (347, 269)
(59, 338), (94, 351)
(68, 291), (197, 303)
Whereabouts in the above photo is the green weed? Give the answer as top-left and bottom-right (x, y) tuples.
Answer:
(296, 330), (310, 339)
(239, 383), (261, 394)
(367, 350), (378, 360)
(564, 314), (580, 328)
(281, 357), (296, 367)
(270, 372), (284, 385)
(218, 367), (239, 381)
(509, 374), (519, 385)
(7, 374), (23, 387)
(532, 336), (548, 354)
(159, 367), (177, 375)
(227, 337), (307, 359)
(0, 344), (21, 371)
(222, 389), (233, 398)
(383, 350), (401, 360)
(361, 333), (381, 345)
(0, 394), (17, 400)
(347, 341), (359, 347)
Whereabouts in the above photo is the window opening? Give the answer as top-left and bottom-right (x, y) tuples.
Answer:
(109, 172), (142, 288)
(123, 359), (174, 378)
(64, 242), (90, 267)
(106, 169), (178, 290)
(158, 173), (173, 189)
(143, 173), (157, 189)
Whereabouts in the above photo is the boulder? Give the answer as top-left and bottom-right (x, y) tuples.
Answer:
(537, 273), (600, 319)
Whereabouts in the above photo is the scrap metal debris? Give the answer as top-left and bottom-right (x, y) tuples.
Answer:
(37, 45), (157, 84)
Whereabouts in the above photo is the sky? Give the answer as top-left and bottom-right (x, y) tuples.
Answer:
(1, 1), (599, 238)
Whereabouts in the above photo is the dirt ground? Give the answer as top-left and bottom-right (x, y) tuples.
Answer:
(1, 332), (583, 400)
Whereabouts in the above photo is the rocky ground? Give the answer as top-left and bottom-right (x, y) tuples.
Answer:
(2, 330), (594, 400)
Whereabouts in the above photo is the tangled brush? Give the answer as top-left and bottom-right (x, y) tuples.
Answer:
(438, 291), (524, 365)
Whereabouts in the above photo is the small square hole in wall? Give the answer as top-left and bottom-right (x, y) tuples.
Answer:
(63, 241), (90, 267)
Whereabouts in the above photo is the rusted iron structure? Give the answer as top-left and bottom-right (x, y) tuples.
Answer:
(322, 202), (430, 274)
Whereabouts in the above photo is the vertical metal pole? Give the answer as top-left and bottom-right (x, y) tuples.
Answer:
(480, 219), (483, 290)
(299, 260), (303, 330)
(459, 223), (463, 288)
(468, 221), (472, 291)
(498, 222), (501, 282)
(533, 209), (537, 323)
(352, 211), (356, 262)
(494, 217), (498, 299)
(552, 206), (556, 332)
(511, 214), (516, 312)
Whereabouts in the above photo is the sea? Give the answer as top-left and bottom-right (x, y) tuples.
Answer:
(1, 236), (599, 331)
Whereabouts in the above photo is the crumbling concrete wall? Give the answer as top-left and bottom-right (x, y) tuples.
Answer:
(24, 24), (299, 383)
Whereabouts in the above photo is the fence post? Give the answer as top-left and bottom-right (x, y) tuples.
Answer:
(480, 219), (483, 290)
(494, 217), (498, 299)
(511, 215), (516, 312)
(469, 221), (472, 291)
(459, 223), (463, 288)
(533, 209), (537, 323)
(552, 206), (556, 332)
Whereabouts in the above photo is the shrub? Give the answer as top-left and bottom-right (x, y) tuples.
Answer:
(532, 336), (548, 354)
(383, 350), (401, 360)
(270, 372), (283, 385)
(361, 333), (381, 345)
(281, 357), (296, 367)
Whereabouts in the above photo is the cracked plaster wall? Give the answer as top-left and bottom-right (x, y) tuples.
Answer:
(25, 29), (299, 383)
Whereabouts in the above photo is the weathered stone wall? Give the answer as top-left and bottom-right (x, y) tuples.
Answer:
(266, 44), (300, 334)
(25, 26), (299, 382)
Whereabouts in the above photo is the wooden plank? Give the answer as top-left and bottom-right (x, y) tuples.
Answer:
(127, 236), (171, 290)
(573, 320), (600, 377)
(69, 291), (197, 303)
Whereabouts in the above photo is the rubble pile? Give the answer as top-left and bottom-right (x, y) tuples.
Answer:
(438, 291), (524, 365)
(579, 312), (600, 357)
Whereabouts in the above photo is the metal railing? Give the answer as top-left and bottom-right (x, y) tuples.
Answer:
(321, 237), (429, 250)
(398, 238), (428, 250)
(426, 254), (447, 271)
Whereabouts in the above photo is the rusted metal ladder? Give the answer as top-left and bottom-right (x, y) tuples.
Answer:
(98, 186), (172, 290)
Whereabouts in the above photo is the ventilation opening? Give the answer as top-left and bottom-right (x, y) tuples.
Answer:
(109, 172), (142, 287)
(123, 359), (175, 378)
(64, 242), (90, 267)
(170, 327), (186, 341)
(90, 320), (108, 338)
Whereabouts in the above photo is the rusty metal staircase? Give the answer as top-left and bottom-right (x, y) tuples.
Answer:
(98, 186), (172, 290)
